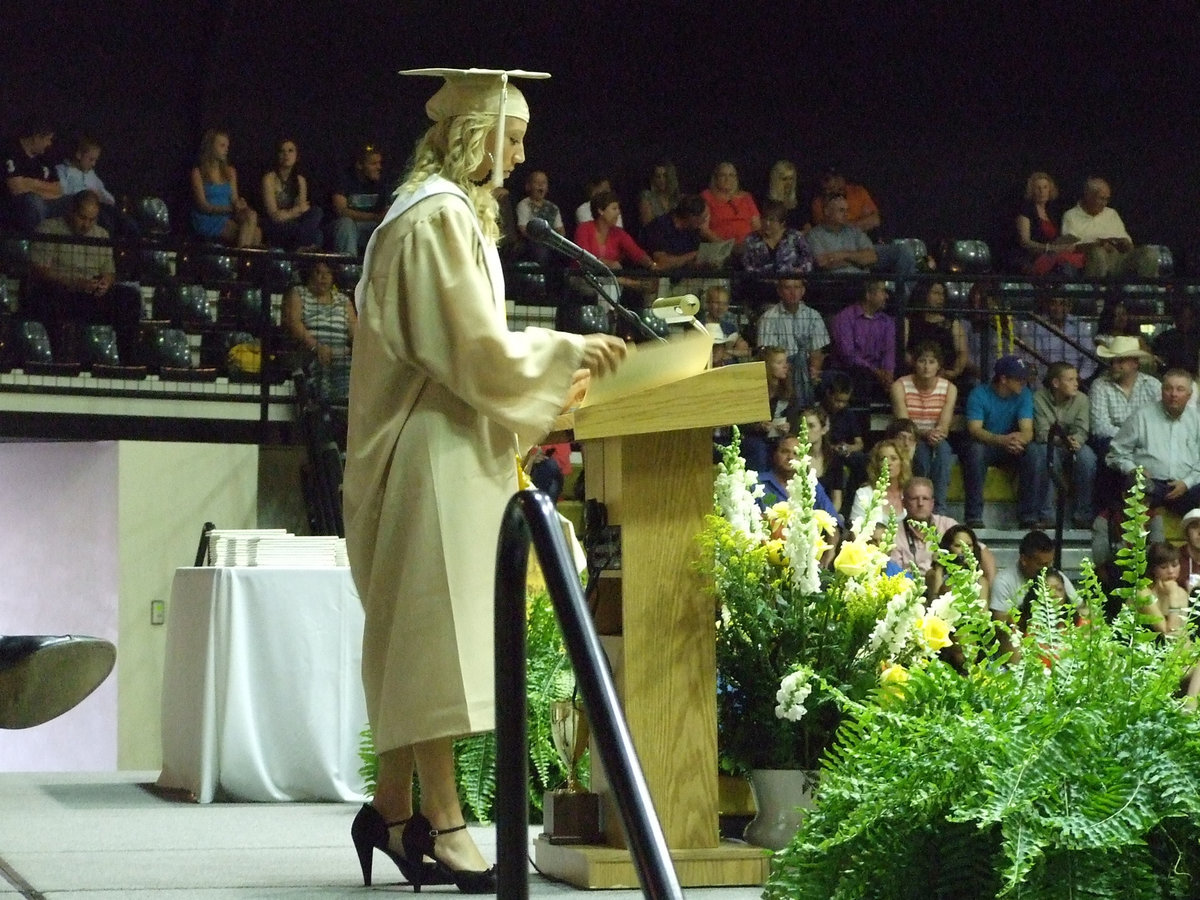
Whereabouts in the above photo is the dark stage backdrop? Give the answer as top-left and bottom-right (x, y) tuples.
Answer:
(4, 1), (1199, 260)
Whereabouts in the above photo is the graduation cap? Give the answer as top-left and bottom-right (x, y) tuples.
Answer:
(401, 67), (551, 188)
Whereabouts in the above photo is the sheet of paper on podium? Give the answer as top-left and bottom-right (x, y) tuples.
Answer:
(578, 329), (711, 409)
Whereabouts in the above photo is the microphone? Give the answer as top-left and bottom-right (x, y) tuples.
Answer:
(526, 217), (609, 274)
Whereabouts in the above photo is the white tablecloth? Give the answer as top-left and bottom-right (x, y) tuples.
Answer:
(157, 567), (369, 803)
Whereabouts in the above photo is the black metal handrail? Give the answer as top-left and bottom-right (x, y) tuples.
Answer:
(494, 489), (683, 900)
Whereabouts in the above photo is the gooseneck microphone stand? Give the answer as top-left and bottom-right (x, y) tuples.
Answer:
(527, 218), (666, 344)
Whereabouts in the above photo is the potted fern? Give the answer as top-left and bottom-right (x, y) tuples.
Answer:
(766, 471), (1200, 899)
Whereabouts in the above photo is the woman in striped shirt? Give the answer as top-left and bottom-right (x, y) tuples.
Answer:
(891, 340), (957, 511)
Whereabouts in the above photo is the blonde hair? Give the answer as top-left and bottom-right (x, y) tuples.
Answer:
(768, 159), (798, 208)
(1024, 171), (1059, 201)
(868, 439), (911, 486)
(197, 128), (231, 183)
(400, 112), (502, 240)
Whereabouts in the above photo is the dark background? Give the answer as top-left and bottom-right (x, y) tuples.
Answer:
(6, 1), (1199, 259)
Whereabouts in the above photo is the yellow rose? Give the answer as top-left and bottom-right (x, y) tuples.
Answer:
(765, 539), (789, 567)
(917, 615), (952, 651)
(834, 540), (881, 578)
(878, 662), (909, 702)
(812, 509), (838, 536)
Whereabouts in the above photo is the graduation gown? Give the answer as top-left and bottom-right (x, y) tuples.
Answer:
(344, 175), (584, 752)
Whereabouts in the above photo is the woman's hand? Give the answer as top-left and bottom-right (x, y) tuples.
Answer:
(579, 334), (628, 378)
(563, 369), (591, 410)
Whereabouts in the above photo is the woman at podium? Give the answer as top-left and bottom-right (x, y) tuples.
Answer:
(343, 67), (625, 892)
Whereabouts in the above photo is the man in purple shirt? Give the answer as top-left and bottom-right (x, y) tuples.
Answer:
(828, 279), (896, 400)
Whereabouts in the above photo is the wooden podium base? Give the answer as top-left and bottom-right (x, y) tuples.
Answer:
(533, 835), (769, 889)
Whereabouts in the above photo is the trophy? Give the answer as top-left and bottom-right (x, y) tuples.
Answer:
(543, 698), (601, 843)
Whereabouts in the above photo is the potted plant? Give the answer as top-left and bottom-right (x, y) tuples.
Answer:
(766, 471), (1200, 898)
(698, 426), (958, 848)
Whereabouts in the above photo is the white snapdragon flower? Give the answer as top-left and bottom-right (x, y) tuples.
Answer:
(928, 590), (961, 627)
(783, 419), (830, 595)
(775, 667), (814, 722)
(714, 445), (765, 540)
(864, 579), (924, 659)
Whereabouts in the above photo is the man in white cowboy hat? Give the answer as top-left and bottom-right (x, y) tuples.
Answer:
(1109, 368), (1200, 538)
(1088, 335), (1160, 504)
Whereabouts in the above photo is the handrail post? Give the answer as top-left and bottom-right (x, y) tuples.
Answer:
(494, 489), (683, 899)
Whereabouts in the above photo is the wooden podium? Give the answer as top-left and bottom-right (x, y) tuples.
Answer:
(534, 362), (771, 889)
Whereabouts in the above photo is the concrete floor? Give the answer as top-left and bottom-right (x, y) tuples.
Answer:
(0, 772), (768, 898)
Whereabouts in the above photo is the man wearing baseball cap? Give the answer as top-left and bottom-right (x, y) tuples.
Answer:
(959, 354), (1046, 529)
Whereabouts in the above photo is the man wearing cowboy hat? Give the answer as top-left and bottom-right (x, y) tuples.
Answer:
(1108, 370), (1200, 540)
(1088, 335), (1160, 504)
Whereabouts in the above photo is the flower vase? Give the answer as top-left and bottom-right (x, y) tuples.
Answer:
(743, 768), (817, 850)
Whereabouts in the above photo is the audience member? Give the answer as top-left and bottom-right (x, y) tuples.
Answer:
(708, 325), (738, 368)
(802, 404), (845, 513)
(891, 341), (957, 510)
(3, 121), (66, 230)
(1061, 177), (1159, 279)
(54, 136), (137, 237)
(1152, 298), (1200, 375)
(810, 168), (881, 236)
(961, 354), (1045, 530)
(1176, 509), (1200, 595)
(641, 194), (708, 271)
(989, 529), (1078, 624)
(828, 279), (896, 400)
(572, 189), (651, 269)
(698, 285), (750, 360)
(1018, 292), (1098, 383)
(1013, 171), (1083, 276)
(189, 128), (261, 247)
(700, 161), (760, 247)
(883, 417), (918, 475)
(1092, 297), (1144, 352)
(806, 193), (877, 274)
(741, 199), (814, 276)
(1139, 542), (1190, 637)
(755, 277), (829, 407)
(740, 345), (797, 472)
(891, 477), (958, 575)
(27, 190), (134, 362)
(1088, 336), (1160, 473)
(924, 523), (992, 609)
(904, 281), (971, 382)
(1032, 362), (1096, 529)
(757, 434), (840, 525)
(283, 259), (358, 403)
(261, 138), (323, 251)
(328, 144), (387, 256)
(810, 168), (916, 289)
(515, 170), (564, 242)
(818, 371), (869, 507)
(766, 159), (805, 231)
(1108, 369), (1200, 534)
(849, 438), (909, 527)
(637, 160), (679, 230)
(574, 176), (622, 228)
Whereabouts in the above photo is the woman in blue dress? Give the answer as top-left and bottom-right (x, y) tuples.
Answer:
(189, 129), (261, 247)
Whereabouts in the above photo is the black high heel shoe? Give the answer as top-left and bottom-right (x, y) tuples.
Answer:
(401, 812), (496, 894)
(350, 804), (452, 888)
